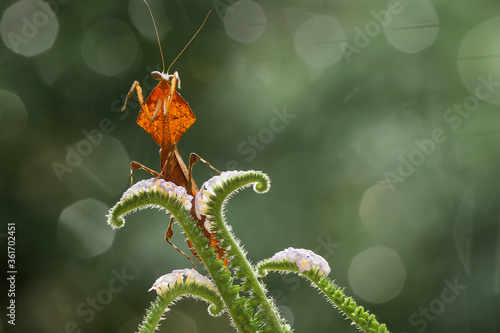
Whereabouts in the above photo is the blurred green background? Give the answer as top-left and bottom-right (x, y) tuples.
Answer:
(1, 0), (500, 332)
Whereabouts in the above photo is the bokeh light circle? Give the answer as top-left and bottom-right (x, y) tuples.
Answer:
(458, 17), (500, 106)
(384, 0), (439, 53)
(348, 246), (406, 303)
(224, 0), (266, 43)
(64, 135), (130, 198)
(226, 39), (282, 87)
(0, 90), (28, 140)
(57, 198), (115, 258)
(359, 184), (409, 241)
(81, 19), (139, 76)
(128, 0), (171, 42)
(294, 15), (345, 68)
(0, 0), (59, 56)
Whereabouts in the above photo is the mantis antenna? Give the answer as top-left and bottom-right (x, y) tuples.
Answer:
(142, 0), (165, 73)
(142, 0), (212, 75)
(166, 10), (212, 75)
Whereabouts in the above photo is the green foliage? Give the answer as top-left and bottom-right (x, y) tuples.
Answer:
(257, 260), (390, 333)
(107, 190), (189, 229)
(138, 282), (224, 333)
(107, 171), (391, 333)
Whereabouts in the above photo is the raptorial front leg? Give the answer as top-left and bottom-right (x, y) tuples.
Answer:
(121, 80), (154, 121)
(174, 71), (181, 89)
(165, 71), (181, 117)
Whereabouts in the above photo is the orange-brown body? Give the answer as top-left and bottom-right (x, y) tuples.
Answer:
(124, 72), (224, 264)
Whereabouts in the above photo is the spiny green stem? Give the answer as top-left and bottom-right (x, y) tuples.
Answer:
(108, 190), (249, 332)
(205, 172), (286, 333)
(178, 217), (251, 332)
(138, 283), (224, 333)
(257, 261), (390, 333)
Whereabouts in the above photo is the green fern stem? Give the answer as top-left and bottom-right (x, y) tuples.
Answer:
(108, 189), (255, 332)
(257, 260), (390, 333)
(203, 172), (286, 333)
(138, 283), (224, 333)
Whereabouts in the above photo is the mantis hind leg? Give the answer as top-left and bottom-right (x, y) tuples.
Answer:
(187, 153), (221, 194)
(129, 161), (162, 187)
(128, 162), (197, 269)
(165, 217), (196, 269)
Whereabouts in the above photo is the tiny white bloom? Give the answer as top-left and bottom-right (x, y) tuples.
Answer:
(194, 170), (247, 219)
(120, 178), (194, 211)
(204, 219), (216, 233)
(271, 247), (331, 276)
(149, 272), (179, 294)
(162, 273), (179, 285)
(150, 269), (217, 295)
(194, 189), (212, 220)
(296, 258), (311, 272)
(173, 268), (196, 283)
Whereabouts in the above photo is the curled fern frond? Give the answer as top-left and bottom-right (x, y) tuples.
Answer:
(108, 176), (273, 333)
(194, 170), (270, 228)
(257, 247), (331, 277)
(107, 178), (193, 229)
(139, 269), (225, 333)
(192, 170), (286, 333)
(257, 248), (390, 333)
(302, 271), (390, 333)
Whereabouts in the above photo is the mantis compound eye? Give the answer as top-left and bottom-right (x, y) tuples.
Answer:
(151, 71), (163, 80)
